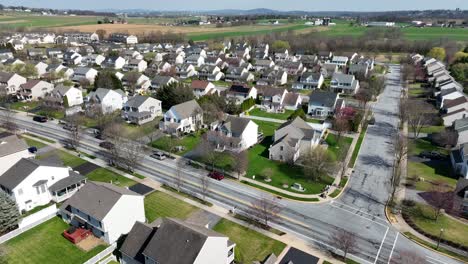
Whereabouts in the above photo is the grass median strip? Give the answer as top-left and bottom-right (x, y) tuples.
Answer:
(349, 123), (367, 168)
(241, 180), (320, 202)
(24, 133), (56, 144)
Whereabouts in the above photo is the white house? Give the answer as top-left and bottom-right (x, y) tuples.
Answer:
(83, 54), (106, 66)
(50, 84), (84, 107)
(454, 118), (468, 146)
(0, 133), (33, 176)
(209, 115), (258, 152)
(72, 67), (98, 85)
(122, 95), (162, 125)
(86, 88), (128, 114)
(292, 72), (324, 90)
(35, 61), (49, 76)
(120, 218), (235, 264)
(59, 181), (145, 244)
(308, 91), (343, 117)
(328, 56), (349, 68)
(103, 56), (126, 70)
(190, 80), (216, 98)
(0, 71), (27, 95)
(451, 144), (468, 179)
(124, 59), (148, 72)
(122, 73), (151, 94)
(0, 158), (87, 213)
(63, 51), (82, 66)
(160, 100), (203, 134)
(19, 80), (54, 101)
(150, 75), (178, 90)
(226, 84), (257, 104)
(330, 73), (360, 94)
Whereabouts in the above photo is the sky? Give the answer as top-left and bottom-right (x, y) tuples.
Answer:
(2, 0), (468, 11)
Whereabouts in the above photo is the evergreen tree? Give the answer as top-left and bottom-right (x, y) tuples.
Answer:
(0, 191), (20, 234)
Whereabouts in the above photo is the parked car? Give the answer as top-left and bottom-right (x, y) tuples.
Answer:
(208, 171), (224, 181)
(28, 146), (37, 153)
(32, 116), (48, 123)
(63, 226), (91, 244)
(419, 151), (444, 160)
(150, 151), (166, 160)
(99, 141), (114, 150)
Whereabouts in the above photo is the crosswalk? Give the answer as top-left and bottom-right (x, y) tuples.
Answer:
(374, 230), (399, 264)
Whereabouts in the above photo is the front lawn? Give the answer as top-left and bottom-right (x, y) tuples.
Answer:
(325, 134), (353, 162)
(9, 101), (41, 112)
(247, 137), (334, 194)
(4, 217), (107, 264)
(409, 138), (449, 156)
(85, 168), (137, 187)
(419, 126), (445, 134)
(21, 136), (47, 149)
(249, 108), (294, 120)
(405, 203), (468, 247)
(213, 219), (286, 264)
(121, 119), (160, 140)
(151, 133), (202, 156)
(407, 161), (456, 191)
(144, 191), (198, 222)
(37, 150), (86, 168)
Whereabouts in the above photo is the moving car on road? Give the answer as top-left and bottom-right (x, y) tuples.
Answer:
(32, 116), (48, 123)
(150, 151), (166, 160)
(208, 171), (224, 181)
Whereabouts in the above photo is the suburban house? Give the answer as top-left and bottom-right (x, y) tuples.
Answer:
(176, 64), (198, 79)
(259, 87), (288, 113)
(35, 61), (49, 76)
(321, 63), (339, 78)
(185, 54), (205, 67)
(0, 133), (33, 176)
(109, 34), (138, 44)
(269, 117), (321, 163)
(124, 59), (148, 72)
(63, 51), (82, 66)
(453, 179), (468, 217)
(120, 218), (235, 264)
(122, 73), (151, 94)
(160, 100), (203, 134)
(253, 59), (275, 72)
(48, 84), (84, 108)
(454, 117), (468, 146)
(86, 88), (128, 114)
(330, 73), (360, 94)
(441, 97), (468, 116)
(224, 67), (254, 83)
(59, 181), (145, 244)
(208, 115), (259, 152)
(276, 61), (304, 75)
(437, 88), (465, 108)
(443, 109), (468, 127)
(0, 71), (27, 95)
(122, 95), (162, 125)
(72, 67), (98, 85)
(328, 56), (349, 68)
(83, 54), (106, 66)
(348, 63), (369, 77)
(256, 69), (288, 86)
(292, 72), (324, 90)
(451, 144), (468, 179)
(103, 56), (126, 70)
(0, 158), (86, 213)
(18, 80), (54, 101)
(190, 80), (216, 98)
(226, 84), (257, 104)
(151, 75), (178, 90)
(308, 91), (344, 117)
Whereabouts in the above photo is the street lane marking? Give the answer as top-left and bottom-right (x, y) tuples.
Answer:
(374, 227), (390, 264)
(329, 203), (388, 228)
(387, 232), (399, 264)
(426, 256), (449, 264)
(331, 201), (388, 221)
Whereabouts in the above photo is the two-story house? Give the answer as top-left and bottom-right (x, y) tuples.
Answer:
(150, 75), (178, 90)
(308, 91), (343, 117)
(198, 65), (224, 81)
(122, 73), (151, 94)
(190, 80), (216, 98)
(48, 84), (84, 107)
(0, 133), (33, 176)
(0, 71), (27, 95)
(208, 116), (258, 152)
(0, 158), (86, 213)
(330, 73), (360, 94)
(256, 69), (288, 86)
(86, 88), (128, 114)
(59, 181), (145, 244)
(72, 67), (98, 85)
(226, 84), (257, 105)
(160, 100), (203, 134)
(120, 218), (235, 264)
(292, 72), (324, 90)
(18, 80), (54, 101)
(124, 59), (148, 72)
(122, 95), (162, 125)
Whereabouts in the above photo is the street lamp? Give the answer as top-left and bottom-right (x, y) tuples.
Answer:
(436, 228), (444, 249)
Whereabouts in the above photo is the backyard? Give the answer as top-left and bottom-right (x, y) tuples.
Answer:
(144, 191), (198, 222)
(4, 217), (107, 264)
(213, 219), (286, 264)
(85, 168), (137, 187)
(324, 133), (353, 162)
(249, 108), (294, 120)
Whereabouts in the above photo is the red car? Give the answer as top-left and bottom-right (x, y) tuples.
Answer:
(208, 171), (224, 181)
(63, 227), (91, 244)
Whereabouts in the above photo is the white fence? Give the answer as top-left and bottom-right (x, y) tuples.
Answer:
(18, 204), (58, 228)
(83, 243), (117, 264)
(0, 205), (58, 244)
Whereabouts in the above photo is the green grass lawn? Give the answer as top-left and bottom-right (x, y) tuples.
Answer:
(248, 108), (294, 120)
(407, 161), (456, 191)
(4, 217), (107, 264)
(86, 168), (137, 187)
(144, 191), (198, 223)
(23, 133), (56, 144)
(252, 120), (281, 137)
(405, 203), (468, 246)
(9, 101), (41, 111)
(409, 138), (449, 156)
(21, 136), (47, 149)
(121, 119), (160, 140)
(419, 126), (445, 134)
(151, 133), (202, 156)
(0, 14), (100, 29)
(403, 232), (468, 262)
(37, 150), (86, 168)
(213, 219), (286, 264)
(349, 123), (367, 168)
(325, 134), (353, 162)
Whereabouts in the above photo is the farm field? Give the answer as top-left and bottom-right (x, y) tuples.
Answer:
(0, 14), (99, 30)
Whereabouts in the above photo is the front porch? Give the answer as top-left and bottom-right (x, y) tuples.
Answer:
(49, 173), (87, 203)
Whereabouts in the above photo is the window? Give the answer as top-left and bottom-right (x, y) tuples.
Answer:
(280, 146), (284, 151)
(40, 185), (46, 193)
(51, 176), (55, 180)
(36, 187), (40, 195)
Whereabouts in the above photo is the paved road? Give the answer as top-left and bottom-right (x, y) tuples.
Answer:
(2, 65), (463, 264)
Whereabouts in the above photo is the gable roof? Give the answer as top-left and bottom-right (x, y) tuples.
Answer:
(309, 91), (338, 108)
(60, 181), (141, 221)
(261, 87), (286, 97)
(120, 221), (156, 263)
(218, 116), (252, 136)
(443, 96), (467, 109)
(20, 80), (44, 90)
(228, 84), (252, 94)
(169, 100), (201, 119)
(142, 218), (226, 264)
(0, 134), (29, 158)
(0, 158), (62, 190)
(190, 80), (210, 90)
(454, 117), (468, 132)
(52, 84), (74, 96)
(332, 73), (355, 83)
(0, 72), (15, 82)
(126, 95), (159, 108)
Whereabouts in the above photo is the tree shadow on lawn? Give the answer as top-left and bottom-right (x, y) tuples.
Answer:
(421, 160), (455, 179)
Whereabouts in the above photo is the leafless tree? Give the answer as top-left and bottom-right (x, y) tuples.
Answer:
(199, 174), (211, 202)
(250, 196), (283, 227)
(174, 158), (185, 192)
(193, 136), (222, 171)
(124, 71), (140, 94)
(233, 151), (249, 180)
(302, 147), (333, 182)
(406, 100), (431, 138)
(329, 229), (358, 262)
(65, 114), (84, 150)
(119, 140), (144, 173)
(430, 181), (452, 221)
(389, 133), (407, 205)
(391, 250), (425, 264)
(333, 117), (350, 144)
(355, 89), (372, 109)
(399, 97), (409, 124)
(0, 106), (18, 133)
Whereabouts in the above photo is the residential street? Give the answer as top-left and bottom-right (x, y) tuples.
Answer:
(1, 65), (464, 264)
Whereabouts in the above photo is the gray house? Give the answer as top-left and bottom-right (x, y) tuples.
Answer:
(330, 73), (360, 94)
(122, 95), (162, 125)
(308, 91), (343, 117)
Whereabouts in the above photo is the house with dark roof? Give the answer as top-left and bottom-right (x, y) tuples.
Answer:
(150, 75), (178, 90)
(122, 73), (151, 94)
(160, 100), (203, 134)
(190, 80), (216, 98)
(224, 66), (254, 83)
(442, 97), (468, 116)
(226, 84), (257, 105)
(71, 67), (98, 85)
(0, 71), (27, 95)
(59, 181), (145, 244)
(269, 117), (322, 163)
(450, 144), (468, 180)
(124, 59), (148, 73)
(330, 73), (360, 94)
(198, 65), (224, 81)
(47, 84), (83, 108)
(208, 115), (259, 152)
(0, 133), (33, 175)
(122, 95), (162, 125)
(18, 80), (54, 101)
(452, 178), (468, 217)
(308, 91), (343, 117)
(120, 218), (235, 264)
(256, 69), (288, 86)
(0, 158), (86, 213)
